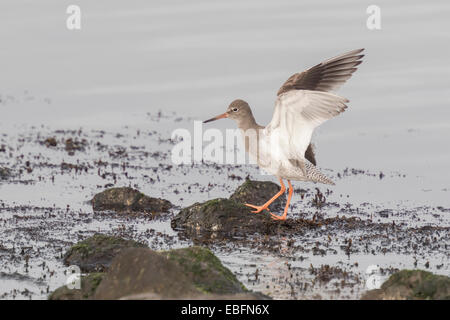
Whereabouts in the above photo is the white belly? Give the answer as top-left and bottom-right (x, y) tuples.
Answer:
(246, 129), (307, 180)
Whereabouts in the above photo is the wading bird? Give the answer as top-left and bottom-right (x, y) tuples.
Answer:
(204, 49), (364, 220)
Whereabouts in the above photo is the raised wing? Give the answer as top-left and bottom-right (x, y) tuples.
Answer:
(267, 90), (349, 165)
(277, 48), (364, 96)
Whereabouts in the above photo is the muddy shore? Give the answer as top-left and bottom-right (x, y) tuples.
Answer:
(0, 114), (448, 300)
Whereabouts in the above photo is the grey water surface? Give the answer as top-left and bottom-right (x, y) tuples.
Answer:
(0, 0), (449, 299)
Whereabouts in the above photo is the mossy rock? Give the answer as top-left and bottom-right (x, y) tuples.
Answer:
(172, 179), (290, 237)
(49, 273), (104, 300)
(362, 270), (450, 300)
(93, 246), (266, 300)
(92, 187), (172, 215)
(92, 247), (205, 299)
(230, 179), (286, 211)
(55, 245), (268, 300)
(171, 198), (274, 237)
(63, 233), (147, 272)
(162, 246), (246, 294)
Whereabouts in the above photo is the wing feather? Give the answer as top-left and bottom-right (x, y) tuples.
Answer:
(268, 49), (364, 164)
(266, 90), (348, 163)
(277, 48), (364, 95)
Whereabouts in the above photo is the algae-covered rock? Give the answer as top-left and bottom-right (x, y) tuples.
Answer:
(162, 246), (246, 294)
(93, 247), (199, 299)
(171, 198), (274, 236)
(230, 179), (286, 211)
(49, 273), (104, 300)
(94, 247), (213, 299)
(92, 187), (172, 215)
(93, 246), (266, 300)
(361, 270), (450, 300)
(63, 234), (147, 272)
(55, 244), (268, 300)
(172, 179), (289, 237)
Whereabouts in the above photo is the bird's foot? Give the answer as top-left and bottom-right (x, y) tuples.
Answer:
(244, 203), (269, 214)
(270, 212), (287, 221)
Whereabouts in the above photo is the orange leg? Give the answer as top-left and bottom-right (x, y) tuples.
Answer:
(271, 180), (293, 221)
(245, 178), (286, 213)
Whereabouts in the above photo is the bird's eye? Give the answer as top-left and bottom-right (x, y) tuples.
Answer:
(232, 108), (238, 112)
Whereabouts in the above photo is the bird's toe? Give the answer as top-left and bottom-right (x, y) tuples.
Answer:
(270, 212), (287, 221)
(244, 203), (267, 213)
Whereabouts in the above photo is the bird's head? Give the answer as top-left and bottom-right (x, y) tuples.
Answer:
(203, 99), (251, 124)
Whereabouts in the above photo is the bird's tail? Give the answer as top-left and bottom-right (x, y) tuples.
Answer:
(305, 161), (335, 185)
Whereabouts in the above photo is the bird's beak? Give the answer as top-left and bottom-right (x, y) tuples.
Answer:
(203, 112), (229, 123)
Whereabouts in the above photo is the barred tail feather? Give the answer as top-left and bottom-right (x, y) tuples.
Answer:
(305, 162), (335, 185)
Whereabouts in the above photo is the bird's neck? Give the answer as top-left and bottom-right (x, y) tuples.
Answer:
(236, 113), (264, 159)
(237, 113), (261, 132)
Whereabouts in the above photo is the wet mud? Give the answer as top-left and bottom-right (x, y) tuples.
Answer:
(0, 113), (448, 300)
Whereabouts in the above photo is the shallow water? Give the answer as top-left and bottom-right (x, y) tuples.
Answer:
(0, 0), (449, 299)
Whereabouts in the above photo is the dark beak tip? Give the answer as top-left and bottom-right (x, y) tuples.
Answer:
(203, 112), (228, 124)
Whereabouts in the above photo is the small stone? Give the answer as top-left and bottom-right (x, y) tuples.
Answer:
(44, 137), (57, 147)
(92, 187), (172, 215)
(0, 167), (12, 180)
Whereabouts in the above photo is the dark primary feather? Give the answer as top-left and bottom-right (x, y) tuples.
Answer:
(277, 48), (364, 96)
